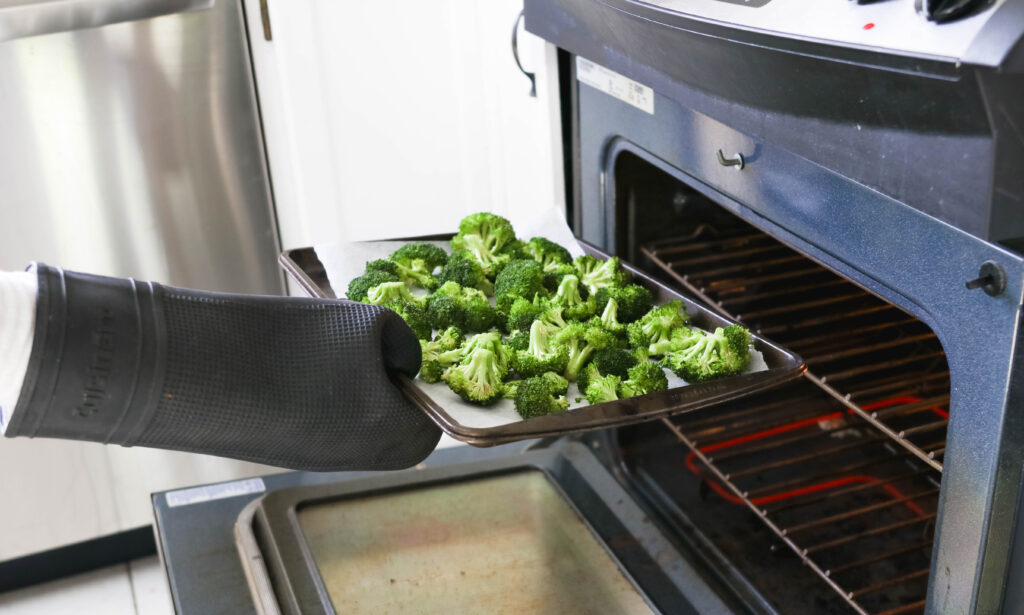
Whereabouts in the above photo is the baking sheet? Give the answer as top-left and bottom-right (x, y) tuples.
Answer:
(316, 239), (767, 430)
(283, 224), (805, 446)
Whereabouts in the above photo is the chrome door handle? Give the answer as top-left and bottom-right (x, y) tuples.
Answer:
(716, 149), (745, 170)
(0, 0), (213, 43)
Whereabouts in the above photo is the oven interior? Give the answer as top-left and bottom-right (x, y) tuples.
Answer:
(604, 151), (949, 615)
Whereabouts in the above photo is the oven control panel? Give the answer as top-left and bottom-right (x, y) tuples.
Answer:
(641, 0), (1005, 62)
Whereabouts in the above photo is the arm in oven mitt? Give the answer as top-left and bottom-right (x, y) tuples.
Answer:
(2, 264), (441, 471)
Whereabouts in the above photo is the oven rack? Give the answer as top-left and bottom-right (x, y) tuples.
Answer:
(642, 231), (947, 472)
(641, 227), (948, 614)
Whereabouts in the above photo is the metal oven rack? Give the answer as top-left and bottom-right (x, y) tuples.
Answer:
(641, 228), (948, 615)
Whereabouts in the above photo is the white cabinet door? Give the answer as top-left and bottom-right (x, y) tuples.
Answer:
(243, 0), (565, 253)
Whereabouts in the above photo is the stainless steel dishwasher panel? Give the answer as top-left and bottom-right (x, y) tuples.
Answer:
(0, 0), (283, 295)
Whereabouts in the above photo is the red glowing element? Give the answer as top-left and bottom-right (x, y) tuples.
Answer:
(863, 22), (876, 30)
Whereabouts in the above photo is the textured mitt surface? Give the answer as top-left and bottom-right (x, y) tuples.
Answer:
(7, 265), (440, 471)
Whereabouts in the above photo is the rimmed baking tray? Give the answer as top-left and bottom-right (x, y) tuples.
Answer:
(280, 238), (805, 446)
(234, 443), (691, 615)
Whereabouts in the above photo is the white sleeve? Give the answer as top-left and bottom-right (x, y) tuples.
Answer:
(0, 270), (38, 435)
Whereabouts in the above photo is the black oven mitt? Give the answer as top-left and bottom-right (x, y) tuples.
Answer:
(4, 264), (441, 471)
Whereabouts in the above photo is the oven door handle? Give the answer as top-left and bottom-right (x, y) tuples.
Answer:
(0, 0), (213, 43)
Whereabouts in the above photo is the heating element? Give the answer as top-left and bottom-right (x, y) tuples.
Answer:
(634, 219), (948, 614)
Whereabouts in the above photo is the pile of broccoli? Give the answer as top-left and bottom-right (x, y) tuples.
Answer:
(345, 212), (755, 419)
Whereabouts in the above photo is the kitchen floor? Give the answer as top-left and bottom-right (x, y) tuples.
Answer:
(0, 556), (174, 614)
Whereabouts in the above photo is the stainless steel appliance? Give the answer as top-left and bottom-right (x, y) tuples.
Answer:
(0, 0), (283, 294)
(150, 1), (1024, 614)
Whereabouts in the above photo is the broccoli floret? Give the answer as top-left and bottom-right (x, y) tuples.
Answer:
(648, 326), (700, 356)
(592, 297), (625, 336)
(425, 281), (496, 332)
(503, 379), (521, 400)
(576, 349), (635, 393)
(505, 329), (530, 352)
(523, 237), (572, 272)
(385, 300), (432, 340)
(511, 320), (570, 378)
(388, 242), (448, 291)
(574, 255), (631, 296)
(418, 326), (465, 383)
(540, 371), (569, 396)
(553, 322), (620, 381)
(505, 296), (545, 333)
(365, 259), (400, 276)
(363, 281), (427, 308)
(537, 304), (568, 331)
(661, 325), (753, 382)
(443, 347), (505, 405)
(463, 331), (512, 378)
(437, 250), (494, 295)
(549, 274), (596, 321)
(514, 375), (570, 419)
(346, 269), (400, 302)
(595, 285), (653, 323)
(620, 362), (670, 398)
(627, 300), (690, 355)
(450, 212), (519, 277)
(584, 374), (621, 404)
(592, 348), (638, 379)
(494, 259), (547, 311)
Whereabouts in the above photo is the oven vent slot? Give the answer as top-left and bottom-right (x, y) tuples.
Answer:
(642, 230), (948, 472)
(639, 227), (949, 614)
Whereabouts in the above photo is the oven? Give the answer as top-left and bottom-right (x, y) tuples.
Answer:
(521, 0), (1024, 613)
(149, 2), (1024, 614)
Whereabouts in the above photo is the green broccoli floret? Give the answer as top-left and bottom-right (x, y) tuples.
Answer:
(660, 325), (753, 382)
(505, 329), (530, 352)
(620, 361), (670, 398)
(523, 237), (572, 272)
(514, 374), (570, 419)
(450, 212), (519, 277)
(511, 320), (570, 378)
(627, 300), (690, 355)
(437, 250), (494, 295)
(418, 326), (465, 383)
(494, 259), (547, 311)
(463, 331), (512, 378)
(505, 296), (545, 333)
(576, 349), (635, 393)
(592, 348), (638, 379)
(549, 274), (597, 321)
(346, 269), (400, 302)
(503, 379), (521, 400)
(648, 326), (700, 356)
(592, 297), (625, 337)
(442, 347), (504, 405)
(595, 285), (653, 323)
(540, 371), (569, 396)
(425, 281), (496, 332)
(365, 259), (400, 276)
(385, 300), (431, 340)
(553, 322), (620, 381)
(537, 304), (568, 331)
(388, 242), (448, 291)
(574, 255), (631, 296)
(584, 374), (621, 404)
(363, 281), (427, 308)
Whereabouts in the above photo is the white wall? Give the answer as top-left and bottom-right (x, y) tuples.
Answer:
(244, 0), (565, 251)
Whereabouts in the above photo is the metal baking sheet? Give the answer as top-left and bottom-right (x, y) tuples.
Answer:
(280, 238), (805, 446)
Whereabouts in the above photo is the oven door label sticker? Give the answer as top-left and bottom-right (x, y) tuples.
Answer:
(576, 57), (654, 115)
(165, 477), (266, 508)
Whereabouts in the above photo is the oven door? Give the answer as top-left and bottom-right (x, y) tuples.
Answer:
(153, 440), (741, 614)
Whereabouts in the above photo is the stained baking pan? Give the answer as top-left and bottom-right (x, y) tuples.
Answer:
(280, 238), (805, 446)
(234, 443), (695, 615)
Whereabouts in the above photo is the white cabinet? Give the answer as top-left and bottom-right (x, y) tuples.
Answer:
(243, 0), (565, 252)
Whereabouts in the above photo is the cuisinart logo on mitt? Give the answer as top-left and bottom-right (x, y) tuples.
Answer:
(73, 308), (116, 418)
